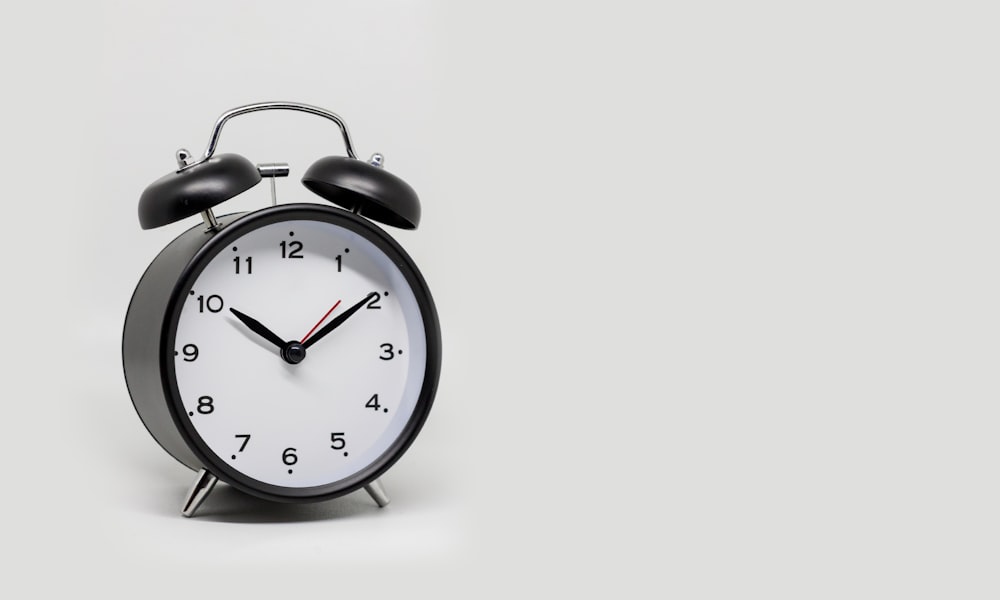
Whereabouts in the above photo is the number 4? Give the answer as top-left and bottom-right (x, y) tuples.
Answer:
(366, 394), (388, 413)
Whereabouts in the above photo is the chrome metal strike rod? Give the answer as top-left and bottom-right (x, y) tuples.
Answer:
(257, 162), (290, 206)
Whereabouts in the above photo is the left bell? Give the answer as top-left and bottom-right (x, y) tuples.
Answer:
(138, 154), (262, 229)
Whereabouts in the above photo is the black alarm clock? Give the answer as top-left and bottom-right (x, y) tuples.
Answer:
(122, 102), (442, 517)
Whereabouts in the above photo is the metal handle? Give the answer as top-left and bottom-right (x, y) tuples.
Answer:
(181, 101), (358, 171)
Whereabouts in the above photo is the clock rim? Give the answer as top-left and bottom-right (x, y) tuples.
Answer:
(159, 204), (441, 502)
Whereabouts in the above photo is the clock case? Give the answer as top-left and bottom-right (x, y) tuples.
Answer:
(122, 102), (440, 517)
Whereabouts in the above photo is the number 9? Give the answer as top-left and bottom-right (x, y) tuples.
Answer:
(181, 344), (199, 362)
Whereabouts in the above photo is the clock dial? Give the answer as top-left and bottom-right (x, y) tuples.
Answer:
(170, 216), (428, 488)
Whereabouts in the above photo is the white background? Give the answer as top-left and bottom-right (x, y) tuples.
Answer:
(1, 1), (997, 597)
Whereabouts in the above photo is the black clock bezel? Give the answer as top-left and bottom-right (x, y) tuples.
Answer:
(159, 204), (441, 503)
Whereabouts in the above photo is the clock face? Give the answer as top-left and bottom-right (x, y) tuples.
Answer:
(168, 210), (432, 491)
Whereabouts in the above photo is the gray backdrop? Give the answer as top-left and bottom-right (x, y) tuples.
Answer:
(2, 1), (995, 597)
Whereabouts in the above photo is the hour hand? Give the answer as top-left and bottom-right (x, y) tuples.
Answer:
(229, 308), (288, 350)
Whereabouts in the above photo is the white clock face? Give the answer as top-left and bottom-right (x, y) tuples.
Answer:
(171, 215), (429, 488)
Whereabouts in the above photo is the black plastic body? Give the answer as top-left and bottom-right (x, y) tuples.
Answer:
(138, 154), (262, 229)
(122, 204), (442, 503)
(302, 156), (420, 229)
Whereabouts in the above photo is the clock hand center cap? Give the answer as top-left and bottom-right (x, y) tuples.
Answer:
(281, 342), (307, 365)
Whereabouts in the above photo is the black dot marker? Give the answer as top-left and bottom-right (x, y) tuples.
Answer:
(289, 231), (294, 236)
(343, 452), (349, 457)
(287, 469), (293, 474)
(231, 455), (236, 460)
(174, 351), (178, 356)
(188, 411), (194, 416)
(384, 291), (389, 297)
(383, 408), (389, 413)
(398, 349), (403, 355)
(189, 290), (195, 295)
(232, 246), (238, 251)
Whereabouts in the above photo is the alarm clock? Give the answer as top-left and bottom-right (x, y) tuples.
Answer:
(122, 102), (441, 517)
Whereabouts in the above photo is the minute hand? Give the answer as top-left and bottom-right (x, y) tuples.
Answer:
(301, 292), (379, 349)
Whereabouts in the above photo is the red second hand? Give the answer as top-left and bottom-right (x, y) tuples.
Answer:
(300, 300), (342, 343)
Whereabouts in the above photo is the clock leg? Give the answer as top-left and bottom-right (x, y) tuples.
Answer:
(181, 468), (218, 518)
(363, 479), (390, 508)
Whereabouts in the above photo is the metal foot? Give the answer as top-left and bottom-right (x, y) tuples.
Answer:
(364, 478), (390, 508)
(181, 468), (218, 518)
